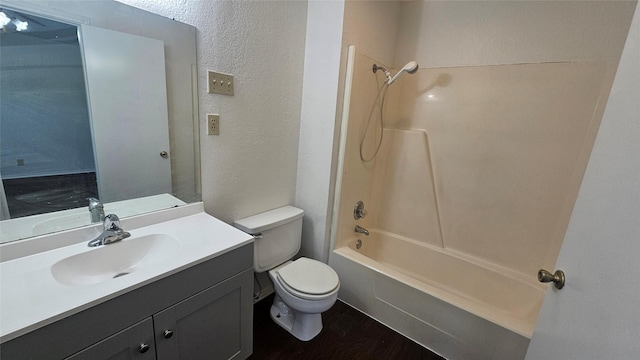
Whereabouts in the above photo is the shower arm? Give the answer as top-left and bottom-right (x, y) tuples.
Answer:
(372, 64), (391, 83)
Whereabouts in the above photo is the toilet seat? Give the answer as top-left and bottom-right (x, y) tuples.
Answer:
(274, 258), (339, 300)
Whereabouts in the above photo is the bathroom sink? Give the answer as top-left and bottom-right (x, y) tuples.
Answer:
(50, 234), (181, 286)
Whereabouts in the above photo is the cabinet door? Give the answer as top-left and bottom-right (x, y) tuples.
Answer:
(65, 318), (156, 360)
(154, 269), (253, 360)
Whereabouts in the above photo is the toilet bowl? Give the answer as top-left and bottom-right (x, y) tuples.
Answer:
(233, 206), (340, 341)
(268, 258), (340, 341)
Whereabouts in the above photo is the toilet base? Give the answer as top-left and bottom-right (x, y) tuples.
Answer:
(270, 294), (323, 341)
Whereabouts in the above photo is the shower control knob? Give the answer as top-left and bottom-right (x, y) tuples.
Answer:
(354, 201), (368, 220)
(538, 269), (565, 289)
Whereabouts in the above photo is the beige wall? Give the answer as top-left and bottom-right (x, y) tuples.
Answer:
(395, 1), (636, 68)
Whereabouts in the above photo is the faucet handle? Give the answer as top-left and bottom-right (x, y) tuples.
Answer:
(354, 201), (368, 220)
(103, 214), (121, 230)
(87, 197), (103, 210)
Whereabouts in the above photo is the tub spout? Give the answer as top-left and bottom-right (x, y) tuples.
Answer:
(355, 225), (369, 236)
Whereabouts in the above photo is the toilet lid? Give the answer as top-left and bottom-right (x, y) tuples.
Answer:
(276, 257), (339, 295)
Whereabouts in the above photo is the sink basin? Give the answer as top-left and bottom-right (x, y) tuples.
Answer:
(51, 234), (181, 286)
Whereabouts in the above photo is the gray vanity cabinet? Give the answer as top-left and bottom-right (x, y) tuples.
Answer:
(154, 272), (252, 360)
(1, 244), (253, 360)
(66, 270), (252, 360)
(65, 318), (157, 360)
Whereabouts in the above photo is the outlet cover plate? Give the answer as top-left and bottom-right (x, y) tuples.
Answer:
(207, 114), (220, 135)
(207, 70), (234, 96)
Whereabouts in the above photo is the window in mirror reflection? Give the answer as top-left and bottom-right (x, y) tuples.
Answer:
(0, 9), (97, 219)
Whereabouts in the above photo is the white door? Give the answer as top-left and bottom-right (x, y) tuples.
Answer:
(81, 25), (172, 203)
(525, 5), (640, 359)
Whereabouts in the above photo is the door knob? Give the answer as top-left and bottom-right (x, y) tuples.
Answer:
(538, 269), (565, 289)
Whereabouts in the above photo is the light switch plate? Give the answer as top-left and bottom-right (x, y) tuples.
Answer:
(207, 70), (234, 96)
(207, 114), (219, 135)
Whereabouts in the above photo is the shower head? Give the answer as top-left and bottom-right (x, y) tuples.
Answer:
(387, 61), (419, 85)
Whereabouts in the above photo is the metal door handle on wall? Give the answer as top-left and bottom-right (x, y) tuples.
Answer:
(538, 269), (565, 289)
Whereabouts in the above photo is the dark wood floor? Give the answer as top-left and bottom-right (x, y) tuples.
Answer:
(248, 295), (444, 360)
(3, 172), (98, 218)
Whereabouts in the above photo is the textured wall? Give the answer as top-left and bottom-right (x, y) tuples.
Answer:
(119, 0), (308, 224)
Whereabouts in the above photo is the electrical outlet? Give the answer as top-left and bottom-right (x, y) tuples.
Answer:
(207, 70), (234, 96)
(207, 114), (220, 135)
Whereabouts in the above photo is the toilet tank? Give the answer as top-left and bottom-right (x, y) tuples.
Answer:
(233, 206), (304, 272)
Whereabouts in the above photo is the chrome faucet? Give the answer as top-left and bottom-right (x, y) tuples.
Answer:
(355, 225), (369, 236)
(88, 214), (131, 247)
(87, 197), (105, 223)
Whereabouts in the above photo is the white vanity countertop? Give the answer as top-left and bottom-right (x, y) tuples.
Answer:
(0, 203), (253, 343)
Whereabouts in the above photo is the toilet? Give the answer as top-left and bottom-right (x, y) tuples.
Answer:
(234, 206), (340, 341)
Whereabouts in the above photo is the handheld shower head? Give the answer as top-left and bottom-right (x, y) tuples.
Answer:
(387, 61), (419, 85)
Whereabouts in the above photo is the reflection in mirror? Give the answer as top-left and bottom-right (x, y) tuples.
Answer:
(1, 10), (97, 218)
(0, 1), (200, 243)
(81, 24), (173, 202)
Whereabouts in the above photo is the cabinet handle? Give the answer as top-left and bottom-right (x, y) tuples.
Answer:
(163, 329), (174, 339)
(139, 343), (150, 353)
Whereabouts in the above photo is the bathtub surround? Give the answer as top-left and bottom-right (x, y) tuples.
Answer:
(332, 48), (554, 359)
(330, 1), (635, 358)
(333, 0), (635, 272)
(383, 61), (614, 276)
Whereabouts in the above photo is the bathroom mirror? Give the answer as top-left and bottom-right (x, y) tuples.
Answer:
(0, 0), (200, 243)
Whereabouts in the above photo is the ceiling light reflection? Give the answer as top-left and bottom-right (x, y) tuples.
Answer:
(13, 18), (28, 31)
(0, 11), (11, 27)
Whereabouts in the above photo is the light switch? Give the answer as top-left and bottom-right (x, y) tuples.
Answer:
(207, 70), (234, 96)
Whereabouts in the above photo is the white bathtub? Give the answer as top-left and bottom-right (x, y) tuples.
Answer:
(330, 230), (545, 360)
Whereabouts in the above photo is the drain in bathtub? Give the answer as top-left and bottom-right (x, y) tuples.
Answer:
(356, 239), (362, 249)
(113, 272), (130, 278)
